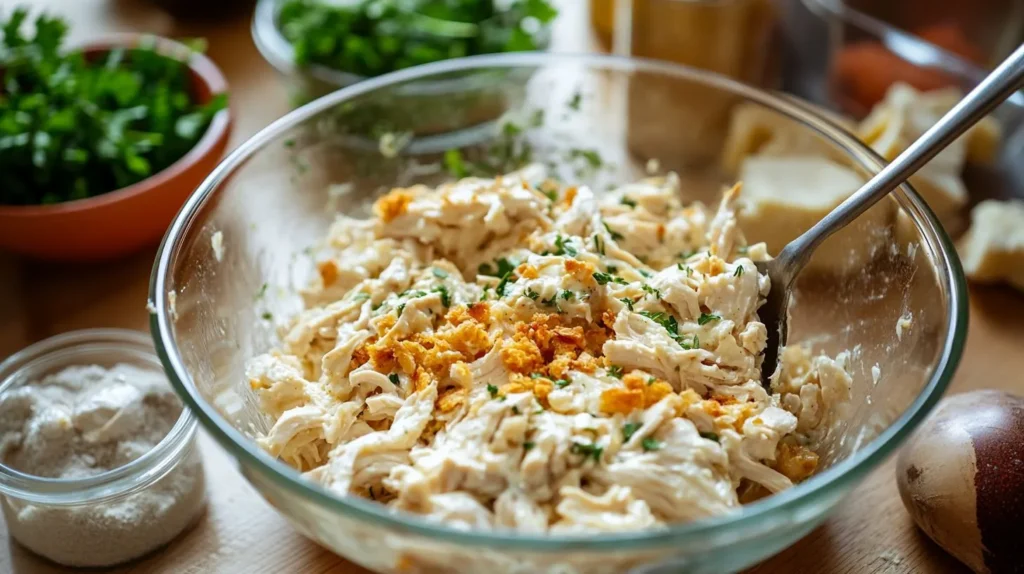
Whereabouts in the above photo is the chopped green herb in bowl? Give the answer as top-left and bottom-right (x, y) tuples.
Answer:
(253, 0), (557, 108)
(0, 8), (231, 260)
(0, 8), (228, 206)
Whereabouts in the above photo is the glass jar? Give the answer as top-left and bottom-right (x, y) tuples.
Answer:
(590, 0), (781, 87)
(0, 329), (207, 567)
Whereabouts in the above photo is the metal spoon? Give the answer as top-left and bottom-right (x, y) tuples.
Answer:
(757, 44), (1024, 385)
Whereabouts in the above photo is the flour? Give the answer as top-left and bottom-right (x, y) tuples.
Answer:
(0, 364), (206, 567)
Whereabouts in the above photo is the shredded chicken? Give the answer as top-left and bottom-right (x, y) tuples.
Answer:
(249, 168), (852, 532)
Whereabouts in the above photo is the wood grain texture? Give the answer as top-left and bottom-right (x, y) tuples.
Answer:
(2, 1), (1021, 573)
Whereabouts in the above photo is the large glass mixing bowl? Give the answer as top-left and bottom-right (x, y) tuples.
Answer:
(149, 53), (966, 574)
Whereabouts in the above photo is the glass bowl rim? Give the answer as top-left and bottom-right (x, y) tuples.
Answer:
(0, 328), (199, 506)
(149, 52), (967, 550)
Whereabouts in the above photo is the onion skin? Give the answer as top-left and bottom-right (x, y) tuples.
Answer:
(896, 390), (1024, 574)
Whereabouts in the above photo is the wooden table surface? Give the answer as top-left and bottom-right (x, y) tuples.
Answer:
(2, 1), (1020, 573)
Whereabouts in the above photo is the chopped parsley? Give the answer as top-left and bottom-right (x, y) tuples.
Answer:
(593, 271), (628, 286)
(553, 234), (578, 257)
(542, 188), (558, 202)
(602, 220), (624, 240)
(700, 431), (720, 443)
(523, 441), (536, 451)
(570, 441), (604, 462)
(525, 288), (540, 300)
(396, 303), (406, 317)
(734, 266), (744, 277)
(620, 197), (637, 208)
(487, 384), (499, 398)
(698, 313), (721, 326)
(479, 257), (516, 278)
(530, 372), (545, 379)
(647, 376), (657, 385)
(568, 91), (582, 111)
(480, 285), (491, 301)
(641, 437), (662, 452)
(641, 283), (661, 298)
(569, 148), (602, 168)
(678, 250), (696, 260)
(555, 379), (570, 388)
(593, 234), (605, 255)
(677, 263), (693, 276)
(388, 373), (400, 385)
(255, 283), (268, 299)
(496, 271), (516, 297)
(512, 405), (521, 415)
(622, 422), (642, 441)
(540, 293), (559, 309)
(444, 148), (469, 178)
(639, 310), (697, 349)
(431, 285), (451, 307)
(607, 265), (619, 274)
(431, 267), (449, 279)
(261, 311), (273, 321)
(560, 289), (574, 300)
(620, 297), (635, 311)
(638, 269), (652, 278)
(607, 365), (624, 378)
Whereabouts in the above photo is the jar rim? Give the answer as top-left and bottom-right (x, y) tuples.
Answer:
(0, 329), (199, 506)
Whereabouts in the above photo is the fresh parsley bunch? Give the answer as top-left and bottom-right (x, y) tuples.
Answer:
(277, 0), (558, 77)
(0, 8), (228, 206)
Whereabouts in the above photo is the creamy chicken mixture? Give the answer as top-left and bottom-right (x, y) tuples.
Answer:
(249, 168), (852, 532)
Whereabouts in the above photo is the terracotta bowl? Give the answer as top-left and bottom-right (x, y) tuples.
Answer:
(0, 34), (232, 261)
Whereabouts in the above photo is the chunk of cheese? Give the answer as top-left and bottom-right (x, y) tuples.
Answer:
(737, 155), (893, 274)
(958, 200), (1024, 291)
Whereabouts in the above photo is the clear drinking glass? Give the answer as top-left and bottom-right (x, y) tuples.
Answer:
(149, 53), (966, 574)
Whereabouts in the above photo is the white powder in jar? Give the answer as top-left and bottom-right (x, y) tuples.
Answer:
(0, 364), (206, 567)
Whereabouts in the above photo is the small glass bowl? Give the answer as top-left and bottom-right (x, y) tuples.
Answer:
(0, 329), (206, 567)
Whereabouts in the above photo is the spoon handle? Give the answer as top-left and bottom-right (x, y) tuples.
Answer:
(778, 43), (1024, 268)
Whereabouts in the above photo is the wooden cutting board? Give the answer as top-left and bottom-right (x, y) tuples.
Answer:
(3, 1), (1021, 573)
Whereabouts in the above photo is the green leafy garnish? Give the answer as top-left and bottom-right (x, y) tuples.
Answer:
(396, 303), (406, 316)
(641, 284), (661, 299)
(569, 147), (602, 168)
(0, 9), (228, 206)
(478, 257), (516, 278)
(734, 266), (744, 277)
(555, 379), (570, 388)
(620, 297), (635, 311)
(444, 148), (469, 178)
(255, 283), (268, 300)
(525, 288), (540, 300)
(523, 441), (536, 451)
(641, 437), (662, 452)
(700, 431), (720, 443)
(542, 188), (558, 202)
(601, 220), (624, 240)
(607, 365), (624, 379)
(620, 197), (637, 208)
(570, 441), (603, 462)
(698, 313), (721, 326)
(261, 311), (273, 321)
(568, 91), (582, 111)
(487, 384), (499, 398)
(511, 405), (521, 415)
(432, 267), (449, 279)
(431, 285), (451, 307)
(560, 290), (574, 301)
(495, 271), (516, 297)
(593, 271), (628, 286)
(622, 422), (642, 441)
(388, 373), (400, 385)
(553, 234), (577, 257)
(593, 234), (605, 255)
